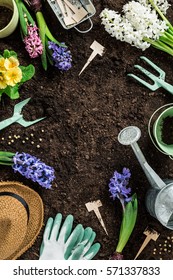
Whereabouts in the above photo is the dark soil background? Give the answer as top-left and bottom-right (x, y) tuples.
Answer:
(1, 0), (173, 260)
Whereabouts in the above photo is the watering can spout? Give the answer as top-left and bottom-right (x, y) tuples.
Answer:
(131, 142), (166, 190)
(143, 162), (166, 190)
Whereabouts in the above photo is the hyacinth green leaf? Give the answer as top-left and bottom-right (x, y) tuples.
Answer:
(0, 157), (13, 162)
(20, 65), (35, 83)
(45, 37), (53, 66)
(36, 12), (47, 70)
(0, 161), (13, 165)
(15, 0), (28, 36)
(116, 194), (138, 253)
(0, 151), (14, 165)
(0, 151), (15, 157)
(21, 2), (35, 26)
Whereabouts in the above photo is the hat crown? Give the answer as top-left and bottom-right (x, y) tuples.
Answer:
(0, 195), (28, 259)
(0, 182), (43, 260)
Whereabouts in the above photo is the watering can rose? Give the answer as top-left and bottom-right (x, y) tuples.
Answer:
(0, 50), (35, 99)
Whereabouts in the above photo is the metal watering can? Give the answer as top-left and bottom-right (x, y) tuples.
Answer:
(118, 126), (173, 230)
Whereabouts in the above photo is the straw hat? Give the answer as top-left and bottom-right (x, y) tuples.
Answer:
(0, 181), (44, 260)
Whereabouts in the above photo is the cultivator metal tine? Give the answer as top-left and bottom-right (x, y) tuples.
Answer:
(140, 56), (166, 80)
(127, 73), (159, 91)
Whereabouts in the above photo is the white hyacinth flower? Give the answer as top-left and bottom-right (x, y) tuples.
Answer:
(100, 0), (169, 51)
(138, 0), (170, 14)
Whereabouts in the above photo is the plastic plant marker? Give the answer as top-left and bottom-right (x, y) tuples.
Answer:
(79, 40), (105, 75)
(63, 0), (88, 23)
(128, 56), (173, 94)
(0, 98), (46, 130)
(85, 200), (108, 235)
(56, 0), (76, 25)
(134, 227), (160, 260)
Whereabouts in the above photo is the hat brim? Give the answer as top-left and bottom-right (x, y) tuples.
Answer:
(0, 181), (44, 260)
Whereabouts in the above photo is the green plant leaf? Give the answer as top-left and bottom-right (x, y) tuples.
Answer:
(3, 50), (17, 58)
(116, 194), (138, 253)
(4, 85), (20, 99)
(20, 65), (35, 83)
(0, 161), (13, 166)
(0, 151), (14, 165)
(0, 89), (4, 97)
(0, 156), (13, 162)
(15, 0), (28, 36)
(0, 151), (15, 157)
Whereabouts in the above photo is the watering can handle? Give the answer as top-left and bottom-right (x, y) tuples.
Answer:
(74, 18), (93, 33)
(148, 103), (173, 160)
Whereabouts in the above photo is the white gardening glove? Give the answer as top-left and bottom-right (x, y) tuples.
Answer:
(39, 213), (100, 260)
(69, 227), (101, 260)
(39, 213), (84, 260)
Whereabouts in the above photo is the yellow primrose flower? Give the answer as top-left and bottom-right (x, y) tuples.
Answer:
(0, 74), (7, 89)
(0, 57), (6, 72)
(4, 56), (20, 70)
(4, 67), (22, 87)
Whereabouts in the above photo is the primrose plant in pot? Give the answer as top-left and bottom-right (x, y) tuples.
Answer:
(0, 49), (35, 100)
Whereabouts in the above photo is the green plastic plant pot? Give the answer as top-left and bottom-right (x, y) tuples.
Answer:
(153, 106), (173, 156)
(0, 0), (19, 38)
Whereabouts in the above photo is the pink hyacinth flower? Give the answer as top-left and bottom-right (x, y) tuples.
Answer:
(23, 24), (43, 58)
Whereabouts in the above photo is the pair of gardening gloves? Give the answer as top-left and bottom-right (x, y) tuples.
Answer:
(39, 213), (100, 260)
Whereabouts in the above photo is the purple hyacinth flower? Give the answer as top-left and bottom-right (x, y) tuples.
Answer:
(109, 168), (132, 209)
(12, 152), (55, 189)
(48, 41), (72, 71)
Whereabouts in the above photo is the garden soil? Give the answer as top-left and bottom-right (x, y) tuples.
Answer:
(1, 0), (173, 260)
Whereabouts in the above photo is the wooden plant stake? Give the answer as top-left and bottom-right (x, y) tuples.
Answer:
(63, 0), (88, 23)
(56, 0), (76, 26)
(85, 200), (108, 235)
(134, 227), (160, 260)
(79, 40), (105, 75)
